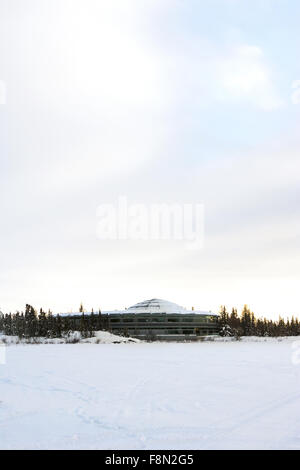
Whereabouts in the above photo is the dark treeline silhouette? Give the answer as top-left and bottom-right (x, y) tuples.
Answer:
(219, 305), (300, 337)
(1, 304), (299, 339)
(0, 304), (109, 339)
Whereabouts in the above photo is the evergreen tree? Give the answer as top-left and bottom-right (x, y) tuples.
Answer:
(219, 306), (233, 336)
(38, 308), (47, 337)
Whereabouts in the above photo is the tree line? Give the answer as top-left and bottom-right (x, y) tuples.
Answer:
(0, 304), (109, 339)
(219, 305), (300, 337)
(1, 303), (300, 339)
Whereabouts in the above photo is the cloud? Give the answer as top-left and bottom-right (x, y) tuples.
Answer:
(0, 0), (169, 199)
(154, 37), (283, 113)
(0, 1), (297, 316)
(218, 45), (284, 110)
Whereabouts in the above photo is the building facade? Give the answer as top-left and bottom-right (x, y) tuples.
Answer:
(103, 298), (219, 340)
(61, 298), (220, 340)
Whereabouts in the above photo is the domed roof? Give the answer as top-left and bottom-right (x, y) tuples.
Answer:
(59, 298), (217, 317)
(127, 298), (187, 314)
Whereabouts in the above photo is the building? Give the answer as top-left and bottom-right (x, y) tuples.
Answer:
(60, 298), (219, 340)
(104, 298), (219, 340)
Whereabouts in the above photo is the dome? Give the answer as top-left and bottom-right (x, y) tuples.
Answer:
(126, 298), (187, 314)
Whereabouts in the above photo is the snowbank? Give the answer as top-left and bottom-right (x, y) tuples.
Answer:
(1, 332), (299, 346)
(203, 335), (300, 343)
(0, 330), (141, 345)
(83, 331), (141, 344)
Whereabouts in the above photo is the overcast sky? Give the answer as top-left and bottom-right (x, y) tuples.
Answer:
(0, 0), (300, 318)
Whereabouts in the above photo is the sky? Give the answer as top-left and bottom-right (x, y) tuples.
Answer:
(0, 0), (300, 318)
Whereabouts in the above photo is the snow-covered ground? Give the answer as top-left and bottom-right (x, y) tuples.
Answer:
(1, 339), (300, 449)
(0, 331), (140, 345)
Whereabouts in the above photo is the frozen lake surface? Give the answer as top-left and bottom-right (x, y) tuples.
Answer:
(1, 340), (300, 449)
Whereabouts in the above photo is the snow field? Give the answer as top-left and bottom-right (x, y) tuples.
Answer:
(1, 339), (300, 449)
